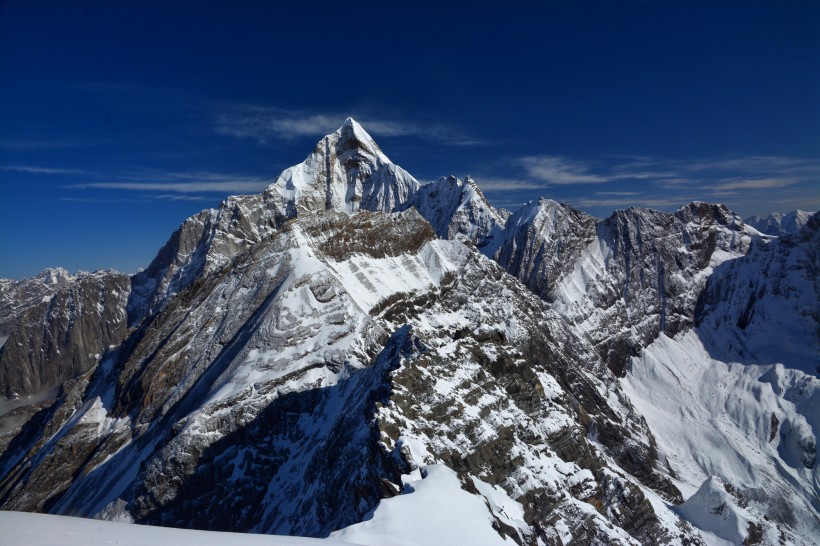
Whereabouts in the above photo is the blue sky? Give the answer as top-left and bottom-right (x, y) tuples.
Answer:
(1, 1), (818, 278)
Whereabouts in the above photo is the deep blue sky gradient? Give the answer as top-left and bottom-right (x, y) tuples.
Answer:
(1, 1), (818, 278)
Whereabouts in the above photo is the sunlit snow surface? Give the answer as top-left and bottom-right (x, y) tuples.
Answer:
(1, 465), (514, 546)
(622, 330), (819, 544)
(331, 465), (514, 546)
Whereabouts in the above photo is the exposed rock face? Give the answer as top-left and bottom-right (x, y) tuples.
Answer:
(696, 212), (819, 375)
(269, 117), (420, 216)
(127, 192), (288, 325)
(1, 120), (817, 545)
(745, 209), (814, 236)
(370, 248), (686, 544)
(495, 200), (752, 375)
(619, 214), (820, 544)
(400, 175), (508, 255)
(307, 209), (437, 261)
(494, 198), (597, 300)
(0, 270), (129, 398)
(128, 117), (420, 327)
(0, 207), (696, 543)
(0, 268), (76, 336)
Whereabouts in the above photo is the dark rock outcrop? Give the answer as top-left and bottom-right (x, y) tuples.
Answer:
(0, 270), (129, 398)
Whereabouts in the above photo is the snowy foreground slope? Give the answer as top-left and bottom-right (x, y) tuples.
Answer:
(2, 466), (514, 546)
(0, 510), (345, 545)
(0, 119), (817, 545)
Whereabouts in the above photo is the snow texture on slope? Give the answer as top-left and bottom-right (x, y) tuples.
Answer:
(331, 465), (513, 546)
(127, 118), (420, 326)
(2, 120), (817, 546)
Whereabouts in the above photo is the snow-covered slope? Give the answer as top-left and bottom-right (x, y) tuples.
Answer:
(330, 465), (514, 546)
(621, 215), (820, 544)
(268, 117), (420, 216)
(0, 203), (704, 544)
(128, 118), (421, 325)
(494, 197), (597, 301)
(3, 472), (520, 546)
(0, 205), (704, 543)
(695, 212), (819, 375)
(0, 510), (350, 545)
(1, 120), (817, 545)
(623, 331), (818, 545)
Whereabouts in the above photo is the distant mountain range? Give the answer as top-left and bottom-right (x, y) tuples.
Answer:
(1, 119), (817, 545)
(744, 210), (813, 236)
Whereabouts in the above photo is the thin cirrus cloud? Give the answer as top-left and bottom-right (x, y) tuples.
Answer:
(707, 177), (800, 192)
(519, 156), (608, 185)
(568, 196), (695, 209)
(0, 165), (91, 175)
(213, 105), (484, 147)
(59, 195), (216, 203)
(64, 170), (273, 195)
(509, 154), (820, 189)
(469, 177), (546, 191)
(681, 156), (820, 174)
(517, 155), (678, 185)
(68, 180), (272, 194)
(469, 153), (818, 217)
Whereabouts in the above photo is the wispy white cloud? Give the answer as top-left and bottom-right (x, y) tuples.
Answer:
(213, 105), (485, 146)
(654, 178), (695, 186)
(569, 196), (694, 209)
(59, 196), (147, 203)
(498, 154), (820, 192)
(519, 156), (607, 185)
(151, 193), (223, 201)
(682, 156), (820, 174)
(64, 169), (273, 195)
(0, 139), (110, 151)
(214, 108), (338, 142)
(1, 165), (90, 175)
(707, 177), (800, 191)
(68, 180), (271, 194)
(468, 152), (819, 217)
(3, 158), (275, 197)
(471, 177), (546, 191)
(60, 194), (217, 203)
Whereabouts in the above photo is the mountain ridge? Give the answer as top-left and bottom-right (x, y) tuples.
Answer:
(1, 119), (817, 545)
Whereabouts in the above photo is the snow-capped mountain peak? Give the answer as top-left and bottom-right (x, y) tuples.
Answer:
(266, 118), (419, 215)
(2, 121), (818, 545)
(128, 120), (422, 323)
(334, 116), (390, 163)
